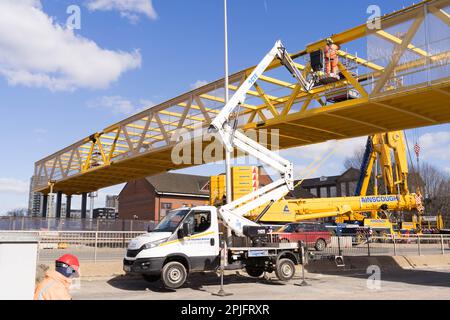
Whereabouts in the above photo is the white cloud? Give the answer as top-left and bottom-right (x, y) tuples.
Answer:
(88, 96), (155, 115)
(0, 1), (141, 91)
(418, 131), (450, 161)
(191, 80), (209, 89)
(86, 0), (158, 22)
(0, 178), (29, 194)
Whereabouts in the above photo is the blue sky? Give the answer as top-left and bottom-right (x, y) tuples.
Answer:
(0, 0), (449, 213)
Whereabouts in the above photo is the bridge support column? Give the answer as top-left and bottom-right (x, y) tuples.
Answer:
(81, 193), (87, 219)
(41, 194), (48, 218)
(56, 192), (62, 218)
(66, 195), (72, 218)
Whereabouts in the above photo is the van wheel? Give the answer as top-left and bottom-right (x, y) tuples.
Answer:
(275, 258), (295, 281)
(142, 274), (160, 283)
(245, 267), (264, 278)
(315, 239), (327, 251)
(161, 262), (187, 289)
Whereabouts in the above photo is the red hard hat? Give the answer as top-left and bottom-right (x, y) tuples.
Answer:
(56, 254), (80, 271)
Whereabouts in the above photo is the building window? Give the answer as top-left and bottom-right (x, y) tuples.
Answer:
(341, 182), (347, 196)
(309, 188), (317, 196)
(348, 181), (356, 196)
(330, 186), (337, 197)
(160, 202), (173, 220)
(320, 186), (328, 198)
(161, 202), (172, 210)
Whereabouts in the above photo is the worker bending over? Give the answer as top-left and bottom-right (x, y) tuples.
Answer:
(34, 254), (80, 300)
(324, 38), (340, 78)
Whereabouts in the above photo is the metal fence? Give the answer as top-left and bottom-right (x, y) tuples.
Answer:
(322, 234), (450, 257)
(232, 233), (450, 258)
(2, 230), (449, 265)
(244, 233), (450, 257)
(1, 230), (146, 263)
(0, 217), (155, 232)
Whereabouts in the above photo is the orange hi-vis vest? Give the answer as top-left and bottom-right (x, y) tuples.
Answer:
(34, 270), (72, 300)
(324, 44), (340, 75)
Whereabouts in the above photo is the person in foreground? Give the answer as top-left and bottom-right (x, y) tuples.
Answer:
(34, 254), (80, 300)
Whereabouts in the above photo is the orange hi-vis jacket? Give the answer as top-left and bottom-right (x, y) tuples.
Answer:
(34, 270), (72, 300)
(324, 43), (340, 75)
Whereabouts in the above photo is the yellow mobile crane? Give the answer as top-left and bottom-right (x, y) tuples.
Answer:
(210, 131), (424, 236)
(252, 130), (424, 236)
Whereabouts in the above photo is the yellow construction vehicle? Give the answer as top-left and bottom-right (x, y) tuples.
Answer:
(210, 131), (425, 236)
(420, 213), (445, 233)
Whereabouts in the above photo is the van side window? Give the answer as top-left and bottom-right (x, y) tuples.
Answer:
(186, 211), (211, 234)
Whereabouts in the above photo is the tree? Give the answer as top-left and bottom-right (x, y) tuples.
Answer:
(410, 162), (450, 218)
(343, 146), (365, 171)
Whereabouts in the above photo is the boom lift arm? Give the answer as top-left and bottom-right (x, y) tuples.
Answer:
(209, 40), (311, 237)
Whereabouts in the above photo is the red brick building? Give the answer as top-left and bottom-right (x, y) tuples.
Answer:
(118, 173), (210, 221)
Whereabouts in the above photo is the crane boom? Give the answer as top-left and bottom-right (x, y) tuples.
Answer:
(357, 131), (410, 197)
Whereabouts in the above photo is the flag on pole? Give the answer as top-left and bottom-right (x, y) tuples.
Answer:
(414, 143), (420, 157)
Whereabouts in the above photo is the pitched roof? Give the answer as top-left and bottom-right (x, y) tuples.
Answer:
(287, 185), (316, 199)
(297, 167), (361, 187)
(298, 175), (341, 187)
(337, 167), (360, 182)
(145, 173), (210, 196)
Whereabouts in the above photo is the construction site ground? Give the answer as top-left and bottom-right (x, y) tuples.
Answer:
(64, 255), (450, 300)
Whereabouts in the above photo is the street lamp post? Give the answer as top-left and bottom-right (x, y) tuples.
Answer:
(212, 0), (234, 298)
(224, 0), (233, 247)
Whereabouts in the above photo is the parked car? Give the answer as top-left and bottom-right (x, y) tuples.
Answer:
(273, 222), (331, 251)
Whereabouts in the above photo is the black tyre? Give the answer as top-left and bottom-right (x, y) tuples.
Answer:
(355, 232), (365, 244)
(142, 274), (160, 283)
(275, 258), (295, 281)
(315, 238), (327, 251)
(161, 261), (187, 289)
(245, 267), (264, 278)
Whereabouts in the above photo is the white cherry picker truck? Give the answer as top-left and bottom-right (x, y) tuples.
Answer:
(123, 40), (315, 289)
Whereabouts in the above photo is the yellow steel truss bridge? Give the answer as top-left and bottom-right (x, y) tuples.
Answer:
(33, 0), (450, 196)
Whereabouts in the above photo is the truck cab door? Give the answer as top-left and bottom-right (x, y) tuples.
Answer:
(178, 208), (220, 270)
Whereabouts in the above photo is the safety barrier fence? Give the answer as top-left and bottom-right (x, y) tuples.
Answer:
(1, 231), (449, 264)
(0, 230), (146, 263)
(321, 234), (450, 257)
(264, 233), (450, 257)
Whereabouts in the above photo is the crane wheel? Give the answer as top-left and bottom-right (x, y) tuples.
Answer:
(275, 258), (295, 281)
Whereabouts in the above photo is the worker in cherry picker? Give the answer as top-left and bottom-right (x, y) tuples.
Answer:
(34, 254), (80, 300)
(324, 37), (340, 79)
